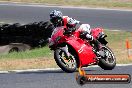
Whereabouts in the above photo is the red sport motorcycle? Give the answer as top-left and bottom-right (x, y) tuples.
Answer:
(49, 26), (116, 73)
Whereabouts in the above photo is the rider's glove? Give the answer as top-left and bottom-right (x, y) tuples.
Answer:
(64, 27), (76, 35)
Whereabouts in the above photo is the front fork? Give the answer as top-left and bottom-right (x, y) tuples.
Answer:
(60, 45), (71, 57)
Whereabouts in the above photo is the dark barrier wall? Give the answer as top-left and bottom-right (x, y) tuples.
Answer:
(0, 21), (54, 47)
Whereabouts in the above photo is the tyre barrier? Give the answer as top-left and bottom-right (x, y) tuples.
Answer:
(0, 43), (31, 54)
(0, 21), (54, 53)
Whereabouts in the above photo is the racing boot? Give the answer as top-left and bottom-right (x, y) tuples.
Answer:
(92, 39), (107, 59)
(85, 34), (104, 57)
(92, 39), (102, 51)
(81, 32), (104, 57)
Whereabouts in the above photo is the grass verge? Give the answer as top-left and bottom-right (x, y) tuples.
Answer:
(0, 46), (52, 59)
(0, 29), (132, 70)
(105, 30), (132, 64)
(0, 0), (132, 9)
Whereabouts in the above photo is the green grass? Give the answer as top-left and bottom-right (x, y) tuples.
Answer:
(0, 0), (132, 9)
(0, 46), (53, 59)
(105, 30), (132, 64)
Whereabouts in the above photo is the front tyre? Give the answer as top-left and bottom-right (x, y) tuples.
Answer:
(54, 48), (78, 73)
(98, 46), (116, 70)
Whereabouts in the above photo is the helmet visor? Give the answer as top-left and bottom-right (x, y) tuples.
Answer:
(50, 17), (62, 24)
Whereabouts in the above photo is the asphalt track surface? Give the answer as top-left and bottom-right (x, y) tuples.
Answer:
(0, 65), (132, 88)
(0, 3), (132, 31)
(0, 3), (132, 88)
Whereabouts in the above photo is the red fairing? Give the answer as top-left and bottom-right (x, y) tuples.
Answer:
(91, 28), (103, 39)
(50, 27), (64, 44)
(50, 26), (104, 67)
(66, 38), (96, 66)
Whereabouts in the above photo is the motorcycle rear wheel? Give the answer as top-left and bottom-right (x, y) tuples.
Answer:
(98, 46), (116, 70)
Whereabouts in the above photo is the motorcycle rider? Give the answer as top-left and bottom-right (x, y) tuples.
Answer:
(49, 10), (102, 55)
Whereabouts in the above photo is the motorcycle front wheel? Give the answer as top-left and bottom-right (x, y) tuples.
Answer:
(98, 46), (116, 70)
(54, 47), (78, 73)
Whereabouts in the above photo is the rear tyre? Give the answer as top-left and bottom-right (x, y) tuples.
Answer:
(98, 46), (116, 70)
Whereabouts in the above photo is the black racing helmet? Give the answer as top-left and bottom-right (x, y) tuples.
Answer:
(50, 10), (63, 27)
